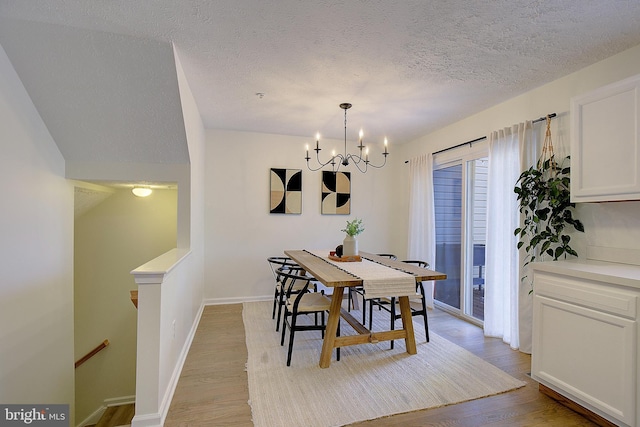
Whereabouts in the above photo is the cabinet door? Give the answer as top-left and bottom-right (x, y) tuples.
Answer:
(532, 294), (637, 426)
(570, 74), (640, 202)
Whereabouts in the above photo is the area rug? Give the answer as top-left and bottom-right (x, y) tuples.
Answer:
(243, 300), (525, 427)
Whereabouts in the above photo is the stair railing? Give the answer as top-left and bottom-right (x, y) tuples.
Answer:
(75, 339), (110, 368)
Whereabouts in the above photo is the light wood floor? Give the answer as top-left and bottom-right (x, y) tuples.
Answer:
(87, 403), (134, 427)
(164, 302), (597, 426)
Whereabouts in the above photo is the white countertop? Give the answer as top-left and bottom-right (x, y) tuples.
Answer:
(531, 259), (640, 289)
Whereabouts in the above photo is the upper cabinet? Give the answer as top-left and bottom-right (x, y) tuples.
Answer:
(570, 74), (640, 202)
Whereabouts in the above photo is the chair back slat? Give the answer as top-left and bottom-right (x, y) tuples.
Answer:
(402, 260), (430, 269)
(267, 256), (298, 280)
(276, 267), (316, 311)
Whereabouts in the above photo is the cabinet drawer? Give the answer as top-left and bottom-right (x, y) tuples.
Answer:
(535, 271), (638, 319)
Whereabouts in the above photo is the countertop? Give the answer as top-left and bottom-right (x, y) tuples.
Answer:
(531, 259), (640, 289)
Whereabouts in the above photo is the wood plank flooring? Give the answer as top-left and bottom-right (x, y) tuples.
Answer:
(164, 304), (252, 427)
(164, 303), (597, 426)
(87, 403), (134, 427)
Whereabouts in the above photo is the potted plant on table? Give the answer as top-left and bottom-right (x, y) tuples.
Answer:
(341, 218), (364, 256)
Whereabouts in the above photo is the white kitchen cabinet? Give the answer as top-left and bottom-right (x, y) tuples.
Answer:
(570, 73), (640, 202)
(531, 260), (640, 427)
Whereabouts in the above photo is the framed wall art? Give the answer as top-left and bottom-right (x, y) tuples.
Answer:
(321, 170), (350, 214)
(270, 168), (302, 214)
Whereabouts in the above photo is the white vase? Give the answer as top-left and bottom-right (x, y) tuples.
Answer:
(343, 234), (358, 256)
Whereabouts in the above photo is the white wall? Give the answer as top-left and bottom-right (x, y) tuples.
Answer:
(395, 43), (640, 260)
(175, 47), (206, 322)
(74, 187), (177, 423)
(127, 47), (207, 427)
(0, 42), (75, 417)
(204, 130), (403, 301)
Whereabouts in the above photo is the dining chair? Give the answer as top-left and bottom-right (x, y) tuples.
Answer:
(277, 267), (340, 366)
(267, 256), (305, 331)
(347, 253), (398, 322)
(367, 260), (430, 349)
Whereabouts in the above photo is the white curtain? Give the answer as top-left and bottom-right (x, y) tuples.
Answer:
(484, 122), (532, 350)
(407, 153), (436, 308)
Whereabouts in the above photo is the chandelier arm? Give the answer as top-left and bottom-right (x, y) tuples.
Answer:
(351, 157), (368, 173)
(346, 153), (365, 164)
(318, 150), (341, 167)
(361, 153), (389, 169)
(305, 159), (329, 172)
(305, 150), (341, 171)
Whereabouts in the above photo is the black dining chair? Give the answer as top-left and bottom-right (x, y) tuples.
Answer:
(267, 256), (306, 331)
(367, 260), (430, 349)
(277, 267), (340, 366)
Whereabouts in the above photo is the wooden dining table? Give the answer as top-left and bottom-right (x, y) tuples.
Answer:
(284, 250), (447, 368)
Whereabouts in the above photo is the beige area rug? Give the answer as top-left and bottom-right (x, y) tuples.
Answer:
(243, 301), (525, 427)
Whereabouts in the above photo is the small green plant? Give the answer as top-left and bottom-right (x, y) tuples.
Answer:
(341, 218), (365, 237)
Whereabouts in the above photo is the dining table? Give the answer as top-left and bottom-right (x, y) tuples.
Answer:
(284, 249), (447, 368)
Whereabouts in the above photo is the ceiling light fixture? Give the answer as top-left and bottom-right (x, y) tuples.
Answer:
(132, 186), (152, 197)
(305, 103), (388, 173)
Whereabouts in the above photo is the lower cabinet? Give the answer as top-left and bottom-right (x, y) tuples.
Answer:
(531, 262), (639, 427)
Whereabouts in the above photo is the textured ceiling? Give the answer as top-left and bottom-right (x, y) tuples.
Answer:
(74, 184), (115, 219)
(2, 0), (640, 162)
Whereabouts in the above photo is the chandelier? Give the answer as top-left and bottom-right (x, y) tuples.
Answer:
(305, 103), (388, 173)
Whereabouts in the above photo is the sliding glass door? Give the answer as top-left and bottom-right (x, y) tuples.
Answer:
(433, 146), (487, 322)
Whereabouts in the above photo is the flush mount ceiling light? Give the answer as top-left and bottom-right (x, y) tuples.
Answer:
(132, 186), (152, 197)
(305, 103), (388, 173)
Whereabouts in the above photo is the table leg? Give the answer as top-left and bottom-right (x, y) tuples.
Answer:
(349, 288), (360, 310)
(320, 286), (344, 368)
(398, 296), (417, 354)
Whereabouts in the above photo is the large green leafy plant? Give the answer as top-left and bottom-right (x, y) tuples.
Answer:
(514, 155), (584, 272)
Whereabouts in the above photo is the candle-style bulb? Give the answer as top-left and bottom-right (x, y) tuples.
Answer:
(384, 137), (388, 154)
(359, 129), (364, 140)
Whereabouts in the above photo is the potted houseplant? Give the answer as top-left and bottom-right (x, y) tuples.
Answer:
(514, 155), (584, 289)
(341, 218), (364, 256)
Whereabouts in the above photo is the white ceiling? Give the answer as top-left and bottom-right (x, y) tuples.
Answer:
(2, 0), (640, 163)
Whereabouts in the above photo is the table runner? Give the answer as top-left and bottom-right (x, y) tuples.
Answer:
(308, 250), (416, 298)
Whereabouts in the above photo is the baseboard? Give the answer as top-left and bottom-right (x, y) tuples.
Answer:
(130, 411), (162, 427)
(203, 295), (271, 305)
(104, 395), (136, 407)
(538, 384), (618, 427)
(77, 405), (106, 427)
(76, 396), (137, 427)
